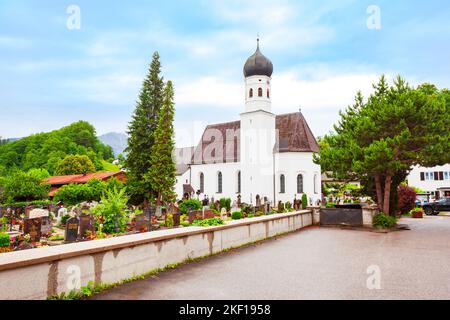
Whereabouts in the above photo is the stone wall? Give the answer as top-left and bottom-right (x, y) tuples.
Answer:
(0, 210), (313, 300)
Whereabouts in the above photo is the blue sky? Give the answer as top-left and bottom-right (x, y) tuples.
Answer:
(1, 0), (449, 147)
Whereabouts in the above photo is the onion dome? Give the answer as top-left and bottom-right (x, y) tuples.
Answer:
(243, 39), (273, 78)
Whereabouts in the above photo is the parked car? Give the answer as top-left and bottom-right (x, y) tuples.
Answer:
(422, 198), (450, 216)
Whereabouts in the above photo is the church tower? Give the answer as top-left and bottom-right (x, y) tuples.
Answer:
(240, 39), (276, 205)
(243, 38), (273, 113)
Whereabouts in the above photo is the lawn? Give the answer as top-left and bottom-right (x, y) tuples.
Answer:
(101, 160), (120, 172)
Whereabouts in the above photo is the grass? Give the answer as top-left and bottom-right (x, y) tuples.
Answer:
(101, 160), (120, 172)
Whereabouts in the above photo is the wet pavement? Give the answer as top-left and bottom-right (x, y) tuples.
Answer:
(91, 216), (450, 300)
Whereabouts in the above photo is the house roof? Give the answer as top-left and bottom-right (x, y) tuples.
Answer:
(46, 172), (123, 186)
(188, 112), (319, 165)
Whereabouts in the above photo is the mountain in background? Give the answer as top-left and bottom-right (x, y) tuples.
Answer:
(98, 132), (128, 157)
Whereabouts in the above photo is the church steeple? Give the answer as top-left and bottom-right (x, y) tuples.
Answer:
(243, 38), (273, 113)
(243, 38), (273, 78)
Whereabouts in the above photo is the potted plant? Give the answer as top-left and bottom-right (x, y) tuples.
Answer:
(410, 207), (424, 219)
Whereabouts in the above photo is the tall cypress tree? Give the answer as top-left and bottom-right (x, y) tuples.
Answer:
(125, 52), (165, 205)
(146, 81), (177, 205)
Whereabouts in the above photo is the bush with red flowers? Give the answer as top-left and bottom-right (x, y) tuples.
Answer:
(398, 184), (417, 215)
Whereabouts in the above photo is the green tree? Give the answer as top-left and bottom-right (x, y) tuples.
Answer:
(145, 81), (177, 205)
(0, 170), (50, 202)
(315, 76), (450, 215)
(0, 121), (113, 175)
(92, 188), (129, 234)
(55, 155), (96, 175)
(125, 52), (165, 205)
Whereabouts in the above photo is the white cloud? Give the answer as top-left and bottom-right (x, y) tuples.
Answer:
(175, 76), (242, 108)
(173, 65), (389, 139)
(64, 73), (142, 106)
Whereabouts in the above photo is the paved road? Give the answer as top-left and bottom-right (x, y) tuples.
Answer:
(91, 216), (450, 300)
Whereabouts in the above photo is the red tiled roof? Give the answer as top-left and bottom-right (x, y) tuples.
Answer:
(46, 172), (123, 186)
(188, 112), (319, 164)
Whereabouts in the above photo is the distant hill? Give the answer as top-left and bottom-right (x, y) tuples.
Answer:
(98, 132), (128, 157)
(0, 121), (114, 175)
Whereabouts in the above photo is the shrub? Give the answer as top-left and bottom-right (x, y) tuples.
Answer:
(285, 201), (292, 211)
(248, 214), (255, 218)
(0, 233), (10, 248)
(60, 214), (71, 225)
(397, 185), (417, 215)
(231, 211), (243, 220)
(410, 207), (423, 215)
(92, 188), (129, 234)
(219, 198), (231, 212)
(48, 235), (64, 241)
(179, 198), (202, 214)
(192, 218), (225, 227)
(166, 214), (174, 228)
(326, 202), (336, 208)
(277, 201), (284, 213)
(301, 194), (308, 210)
(373, 213), (397, 229)
(180, 221), (190, 227)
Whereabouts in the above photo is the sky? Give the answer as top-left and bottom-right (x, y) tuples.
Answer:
(1, 0), (449, 147)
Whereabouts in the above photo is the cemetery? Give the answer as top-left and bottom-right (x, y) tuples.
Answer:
(0, 196), (317, 300)
(0, 193), (313, 256)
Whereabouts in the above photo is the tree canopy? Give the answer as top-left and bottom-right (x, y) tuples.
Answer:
(315, 76), (450, 215)
(0, 121), (114, 175)
(55, 155), (96, 175)
(0, 169), (50, 202)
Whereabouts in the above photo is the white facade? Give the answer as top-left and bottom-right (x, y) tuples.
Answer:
(407, 164), (450, 198)
(175, 41), (321, 206)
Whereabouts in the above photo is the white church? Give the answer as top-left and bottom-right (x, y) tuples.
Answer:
(175, 40), (321, 206)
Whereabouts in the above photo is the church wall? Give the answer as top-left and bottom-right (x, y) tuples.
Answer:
(175, 169), (191, 201)
(188, 162), (241, 203)
(274, 152), (321, 205)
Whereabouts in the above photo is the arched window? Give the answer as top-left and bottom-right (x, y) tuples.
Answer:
(217, 172), (223, 193)
(199, 172), (204, 193)
(267, 89), (270, 98)
(237, 171), (241, 194)
(314, 174), (318, 194)
(280, 174), (285, 194)
(249, 88), (253, 98)
(258, 87), (263, 97)
(297, 174), (303, 194)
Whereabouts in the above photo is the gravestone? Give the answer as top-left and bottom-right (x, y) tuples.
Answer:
(28, 208), (49, 219)
(41, 216), (53, 236)
(256, 195), (261, 207)
(24, 218), (42, 242)
(188, 210), (203, 224)
(173, 212), (181, 227)
(79, 214), (95, 239)
(71, 207), (82, 217)
(220, 208), (228, 220)
(144, 206), (156, 218)
(135, 214), (150, 233)
(155, 206), (162, 218)
(65, 217), (79, 243)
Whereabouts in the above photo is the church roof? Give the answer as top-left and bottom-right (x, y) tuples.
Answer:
(188, 112), (319, 165)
